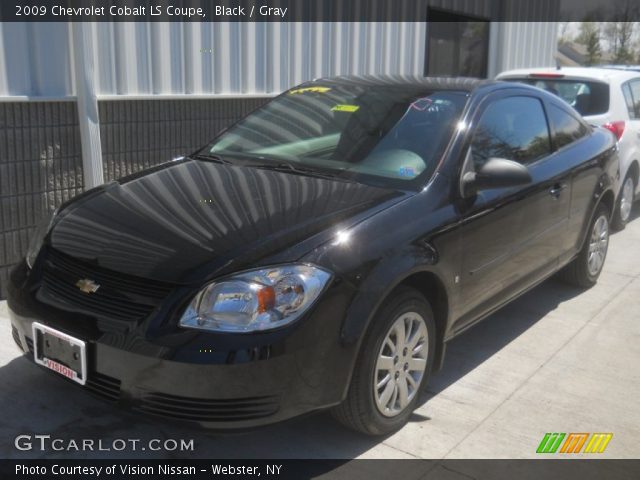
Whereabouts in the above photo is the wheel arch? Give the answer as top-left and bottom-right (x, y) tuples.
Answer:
(342, 266), (451, 378)
(600, 188), (615, 219)
(397, 271), (449, 372)
(626, 160), (639, 188)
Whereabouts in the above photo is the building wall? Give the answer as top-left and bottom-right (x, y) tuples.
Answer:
(490, 22), (560, 77)
(0, 101), (84, 297)
(0, 21), (559, 98)
(100, 97), (269, 182)
(0, 17), (558, 298)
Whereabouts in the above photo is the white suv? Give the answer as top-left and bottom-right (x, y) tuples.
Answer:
(497, 67), (640, 229)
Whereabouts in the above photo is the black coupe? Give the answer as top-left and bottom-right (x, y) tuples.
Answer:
(8, 76), (618, 435)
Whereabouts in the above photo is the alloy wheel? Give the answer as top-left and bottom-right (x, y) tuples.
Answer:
(587, 215), (609, 277)
(620, 176), (634, 223)
(374, 312), (428, 417)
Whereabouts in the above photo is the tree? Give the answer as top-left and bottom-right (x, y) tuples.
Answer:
(599, 0), (638, 64)
(558, 22), (571, 44)
(576, 22), (602, 65)
(603, 21), (636, 63)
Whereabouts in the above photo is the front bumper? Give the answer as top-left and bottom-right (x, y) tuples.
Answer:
(7, 261), (357, 430)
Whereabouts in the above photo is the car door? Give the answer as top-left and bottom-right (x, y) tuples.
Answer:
(544, 100), (594, 258)
(622, 79), (640, 195)
(623, 80), (640, 143)
(452, 93), (572, 333)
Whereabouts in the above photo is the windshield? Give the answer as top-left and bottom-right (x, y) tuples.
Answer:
(204, 83), (468, 189)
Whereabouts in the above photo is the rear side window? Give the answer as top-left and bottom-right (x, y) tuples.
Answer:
(547, 104), (589, 150)
(621, 83), (636, 119)
(504, 78), (610, 116)
(471, 96), (551, 167)
(627, 80), (640, 119)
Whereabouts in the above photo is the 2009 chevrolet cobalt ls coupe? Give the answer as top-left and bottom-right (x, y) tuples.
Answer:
(8, 76), (618, 435)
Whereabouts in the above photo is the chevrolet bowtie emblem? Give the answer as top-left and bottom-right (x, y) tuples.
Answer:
(75, 278), (100, 294)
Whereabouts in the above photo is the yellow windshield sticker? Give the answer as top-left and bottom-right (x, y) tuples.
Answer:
(331, 104), (360, 113)
(289, 86), (331, 94)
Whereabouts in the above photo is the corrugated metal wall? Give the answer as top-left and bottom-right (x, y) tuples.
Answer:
(0, 20), (558, 99)
(95, 23), (428, 95)
(492, 22), (559, 75)
(0, 23), (74, 98)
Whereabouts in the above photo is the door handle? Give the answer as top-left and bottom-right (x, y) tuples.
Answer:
(549, 183), (567, 198)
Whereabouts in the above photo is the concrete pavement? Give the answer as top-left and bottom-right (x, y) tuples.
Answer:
(1, 210), (639, 460)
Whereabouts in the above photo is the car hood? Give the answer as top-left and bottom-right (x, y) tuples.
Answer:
(48, 159), (405, 284)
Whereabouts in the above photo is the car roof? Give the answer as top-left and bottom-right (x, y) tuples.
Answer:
(599, 64), (640, 72)
(305, 75), (496, 92)
(497, 67), (640, 83)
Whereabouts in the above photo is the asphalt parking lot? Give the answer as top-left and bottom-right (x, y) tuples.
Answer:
(1, 210), (639, 461)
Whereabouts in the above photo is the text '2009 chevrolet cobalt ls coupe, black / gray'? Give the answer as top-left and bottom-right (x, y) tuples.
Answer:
(8, 76), (618, 435)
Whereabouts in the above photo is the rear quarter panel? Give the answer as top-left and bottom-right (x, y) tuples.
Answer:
(562, 127), (619, 264)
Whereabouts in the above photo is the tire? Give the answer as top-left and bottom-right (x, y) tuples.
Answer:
(612, 173), (635, 231)
(332, 287), (436, 435)
(560, 203), (610, 288)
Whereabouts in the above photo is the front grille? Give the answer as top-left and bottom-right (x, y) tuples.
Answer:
(137, 392), (280, 422)
(84, 372), (122, 402)
(38, 249), (174, 323)
(11, 326), (23, 351)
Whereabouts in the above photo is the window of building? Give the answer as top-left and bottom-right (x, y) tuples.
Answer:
(425, 9), (490, 78)
(470, 96), (551, 168)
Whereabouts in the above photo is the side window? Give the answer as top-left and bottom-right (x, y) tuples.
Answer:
(628, 80), (640, 118)
(470, 96), (551, 169)
(621, 83), (636, 119)
(547, 104), (589, 150)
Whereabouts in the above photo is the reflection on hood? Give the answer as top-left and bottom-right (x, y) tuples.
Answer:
(50, 160), (402, 282)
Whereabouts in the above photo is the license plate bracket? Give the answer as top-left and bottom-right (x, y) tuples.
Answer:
(32, 322), (87, 385)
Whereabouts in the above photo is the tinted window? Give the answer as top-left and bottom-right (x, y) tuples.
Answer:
(548, 104), (588, 149)
(621, 83), (636, 119)
(207, 84), (467, 188)
(505, 78), (610, 116)
(471, 96), (551, 168)
(628, 80), (640, 118)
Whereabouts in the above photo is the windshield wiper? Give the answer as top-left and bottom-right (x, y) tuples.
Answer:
(253, 161), (348, 181)
(189, 153), (233, 165)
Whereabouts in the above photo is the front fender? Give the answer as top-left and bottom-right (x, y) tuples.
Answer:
(339, 251), (443, 346)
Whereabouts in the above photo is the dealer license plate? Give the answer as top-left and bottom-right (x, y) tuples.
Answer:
(32, 322), (87, 385)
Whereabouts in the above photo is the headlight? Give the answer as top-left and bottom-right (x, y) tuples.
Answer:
(179, 264), (332, 333)
(25, 210), (57, 269)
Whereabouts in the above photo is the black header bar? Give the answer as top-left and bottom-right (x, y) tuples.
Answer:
(0, 0), (638, 22)
(2, 459), (640, 480)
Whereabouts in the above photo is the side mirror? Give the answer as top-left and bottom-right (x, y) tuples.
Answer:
(462, 158), (532, 197)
